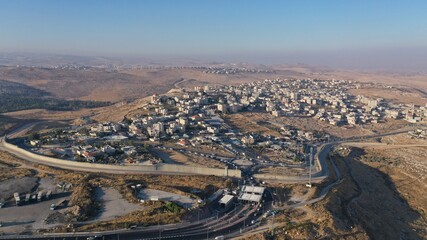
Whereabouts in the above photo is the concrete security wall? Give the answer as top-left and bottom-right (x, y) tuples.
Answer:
(254, 173), (325, 182)
(0, 139), (241, 178)
(259, 144), (326, 181)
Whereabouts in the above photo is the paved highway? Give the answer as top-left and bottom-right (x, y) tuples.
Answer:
(1, 122), (426, 240)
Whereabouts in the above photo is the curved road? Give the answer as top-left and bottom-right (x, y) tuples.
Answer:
(1, 122), (425, 183)
(1, 122), (426, 240)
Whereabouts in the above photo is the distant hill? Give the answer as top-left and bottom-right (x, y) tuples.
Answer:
(0, 79), (110, 113)
(0, 79), (49, 96)
(0, 66), (280, 102)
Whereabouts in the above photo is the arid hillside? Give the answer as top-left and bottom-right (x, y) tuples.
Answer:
(0, 66), (280, 102)
(1, 65), (426, 103)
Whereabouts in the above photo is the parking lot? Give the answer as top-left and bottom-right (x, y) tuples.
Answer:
(0, 192), (70, 234)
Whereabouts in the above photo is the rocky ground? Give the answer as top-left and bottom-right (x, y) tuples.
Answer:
(241, 145), (427, 240)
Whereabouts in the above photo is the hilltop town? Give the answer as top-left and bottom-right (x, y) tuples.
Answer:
(19, 78), (426, 168)
(1, 67), (427, 240)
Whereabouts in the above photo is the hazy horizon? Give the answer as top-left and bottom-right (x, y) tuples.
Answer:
(1, 1), (426, 71)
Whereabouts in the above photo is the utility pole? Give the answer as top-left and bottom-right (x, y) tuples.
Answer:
(207, 227), (211, 240)
(271, 212), (275, 236)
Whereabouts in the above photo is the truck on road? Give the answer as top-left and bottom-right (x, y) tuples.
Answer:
(37, 191), (44, 202)
(46, 190), (52, 199)
(25, 194), (31, 203)
(14, 193), (20, 206)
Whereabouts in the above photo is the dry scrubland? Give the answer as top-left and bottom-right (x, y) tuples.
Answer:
(0, 66), (275, 102)
(1, 64), (426, 103)
(242, 145), (426, 240)
(2, 96), (152, 124)
(274, 65), (427, 92)
(224, 113), (282, 137)
(1, 65), (427, 238)
(225, 112), (373, 139)
(226, 112), (416, 140)
(1, 65), (426, 136)
(259, 166), (306, 176)
(162, 142), (235, 158)
(349, 87), (427, 105)
(153, 148), (226, 168)
(0, 150), (231, 233)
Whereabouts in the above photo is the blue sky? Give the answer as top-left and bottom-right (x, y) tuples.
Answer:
(1, 1), (426, 68)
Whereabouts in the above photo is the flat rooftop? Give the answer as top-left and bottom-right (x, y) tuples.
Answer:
(219, 194), (234, 205)
(242, 185), (265, 195)
(238, 193), (262, 203)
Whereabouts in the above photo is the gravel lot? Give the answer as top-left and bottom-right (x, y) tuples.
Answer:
(138, 188), (196, 208)
(0, 192), (70, 234)
(0, 177), (37, 199)
(93, 187), (140, 221)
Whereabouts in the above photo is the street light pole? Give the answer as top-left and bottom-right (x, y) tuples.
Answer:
(271, 212), (275, 236)
(207, 227), (211, 240)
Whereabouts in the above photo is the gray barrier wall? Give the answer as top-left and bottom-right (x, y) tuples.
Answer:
(0, 138), (241, 178)
(254, 173), (326, 182)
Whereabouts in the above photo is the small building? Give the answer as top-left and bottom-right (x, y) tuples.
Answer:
(219, 194), (235, 210)
(238, 185), (265, 204)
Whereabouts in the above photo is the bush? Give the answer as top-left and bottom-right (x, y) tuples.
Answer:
(163, 202), (182, 213)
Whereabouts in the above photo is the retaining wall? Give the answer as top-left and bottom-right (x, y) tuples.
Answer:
(0, 138), (241, 178)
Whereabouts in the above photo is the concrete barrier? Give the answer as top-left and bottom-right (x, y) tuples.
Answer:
(0, 138), (241, 178)
(253, 144), (328, 183)
(254, 173), (326, 182)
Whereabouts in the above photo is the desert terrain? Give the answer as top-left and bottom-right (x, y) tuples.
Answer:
(0, 150), (231, 234)
(1, 65), (427, 239)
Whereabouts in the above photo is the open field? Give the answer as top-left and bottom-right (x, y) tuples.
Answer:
(0, 177), (38, 199)
(0, 66), (277, 102)
(273, 65), (427, 92)
(224, 113), (282, 137)
(1, 65), (426, 110)
(349, 87), (427, 105)
(226, 112), (373, 139)
(258, 166), (306, 177)
(0, 153), (74, 235)
(0, 193), (70, 235)
(93, 187), (141, 222)
(243, 145), (427, 240)
(381, 133), (427, 145)
(152, 148), (226, 168)
(0, 150), (231, 234)
(138, 188), (196, 208)
(1, 65), (426, 139)
(162, 142), (235, 158)
(1, 64), (427, 238)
